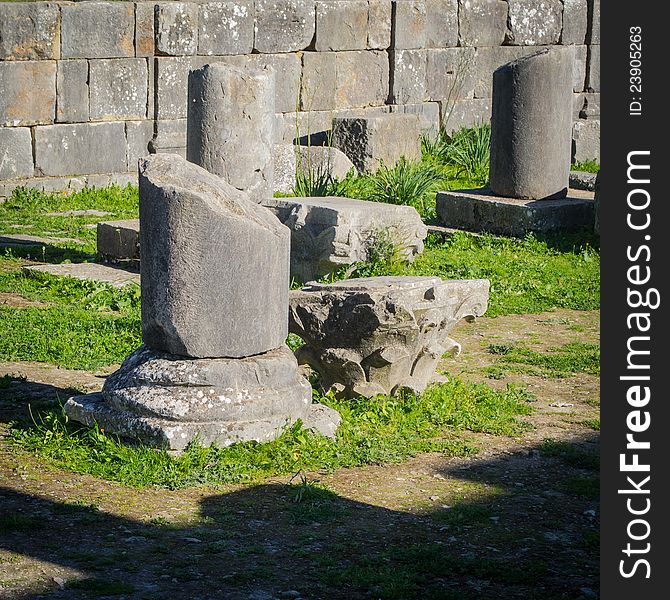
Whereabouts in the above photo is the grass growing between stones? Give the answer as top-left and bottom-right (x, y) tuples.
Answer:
(8, 381), (535, 489)
(0, 185), (138, 255)
(0, 226), (598, 369)
(345, 231), (600, 317)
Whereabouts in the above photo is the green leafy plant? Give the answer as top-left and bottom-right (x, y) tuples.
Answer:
(365, 158), (444, 218)
(442, 123), (491, 185)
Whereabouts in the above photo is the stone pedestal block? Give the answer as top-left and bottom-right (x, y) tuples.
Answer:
(139, 154), (289, 358)
(332, 114), (421, 172)
(64, 345), (339, 451)
(436, 188), (596, 237)
(187, 63), (275, 201)
(289, 276), (490, 398)
(261, 196), (427, 282)
(489, 48), (573, 200)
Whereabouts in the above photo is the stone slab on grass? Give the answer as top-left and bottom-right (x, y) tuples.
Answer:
(261, 195), (427, 282)
(23, 263), (140, 288)
(436, 188), (596, 237)
(97, 219), (140, 264)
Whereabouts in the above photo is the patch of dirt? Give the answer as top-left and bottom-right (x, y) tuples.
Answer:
(0, 310), (600, 600)
(0, 293), (47, 309)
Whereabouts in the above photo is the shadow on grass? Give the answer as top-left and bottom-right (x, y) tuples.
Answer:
(0, 240), (95, 265)
(0, 432), (599, 600)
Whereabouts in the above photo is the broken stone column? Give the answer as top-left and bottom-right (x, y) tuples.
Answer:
(65, 155), (340, 451)
(489, 47), (574, 200)
(187, 63), (275, 201)
(289, 276), (490, 398)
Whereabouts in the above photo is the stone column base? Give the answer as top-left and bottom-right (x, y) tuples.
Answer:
(64, 344), (340, 452)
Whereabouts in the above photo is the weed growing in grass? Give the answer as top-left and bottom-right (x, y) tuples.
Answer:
(422, 124), (491, 187)
(9, 380), (534, 488)
(363, 158), (446, 218)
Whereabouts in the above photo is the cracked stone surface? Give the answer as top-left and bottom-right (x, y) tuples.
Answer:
(288, 276), (490, 398)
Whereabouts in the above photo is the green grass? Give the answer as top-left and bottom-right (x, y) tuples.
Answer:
(8, 380), (535, 489)
(485, 341), (600, 379)
(0, 268), (141, 370)
(0, 185), (138, 255)
(401, 232), (598, 316)
(571, 160), (600, 174)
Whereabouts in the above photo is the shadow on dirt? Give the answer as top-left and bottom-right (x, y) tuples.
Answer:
(0, 430), (599, 600)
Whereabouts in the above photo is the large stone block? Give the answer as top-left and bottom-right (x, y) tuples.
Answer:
(458, 0), (507, 47)
(0, 2), (59, 60)
(89, 59), (148, 121)
(391, 1), (426, 50)
(155, 2), (199, 56)
(505, 0), (563, 45)
(301, 52), (338, 111)
(154, 56), (197, 120)
(425, 47), (476, 103)
(573, 45), (587, 92)
(198, 1), (254, 55)
(187, 64), (274, 200)
(315, 1), (368, 51)
(0, 61), (56, 126)
(561, 0), (588, 45)
(587, 0), (600, 44)
(248, 53), (302, 113)
(56, 60), (89, 123)
(572, 119), (600, 163)
(489, 48), (574, 200)
(262, 196), (428, 281)
(436, 188), (596, 236)
(302, 51), (389, 111)
(254, 0), (316, 53)
(61, 2), (135, 59)
(335, 51), (390, 109)
(390, 49), (426, 104)
(443, 97), (491, 132)
(425, 0), (458, 48)
(289, 276), (489, 397)
(135, 2), (156, 57)
(587, 45), (600, 92)
(63, 344), (328, 451)
(97, 219), (140, 263)
(367, 0), (392, 49)
(34, 122), (127, 177)
(332, 114), (421, 172)
(139, 154), (290, 357)
(0, 128), (33, 180)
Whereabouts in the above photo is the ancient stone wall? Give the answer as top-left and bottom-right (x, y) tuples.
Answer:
(0, 0), (600, 193)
